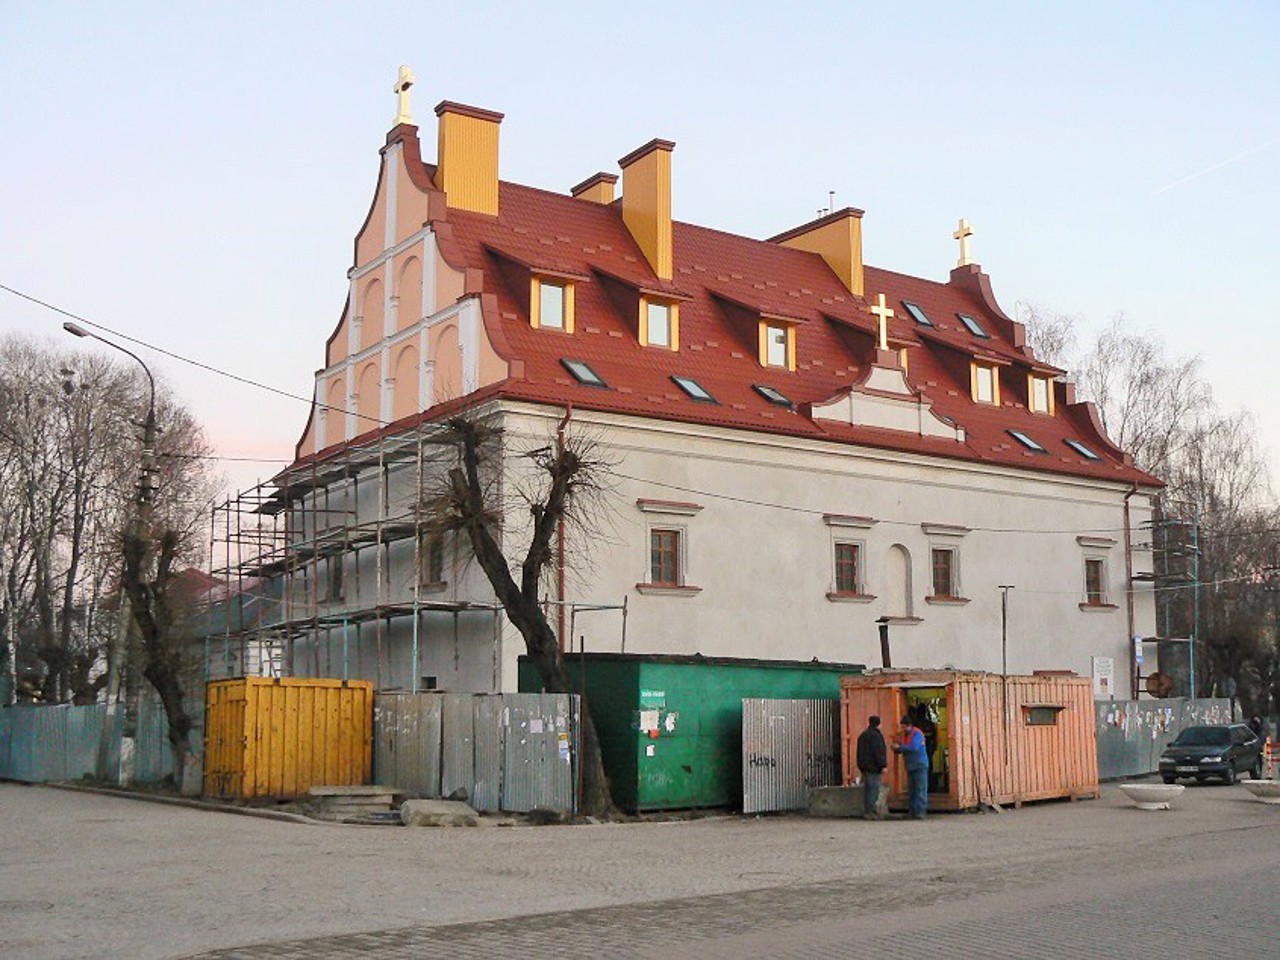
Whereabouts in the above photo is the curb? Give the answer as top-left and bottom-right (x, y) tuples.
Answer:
(39, 781), (320, 825)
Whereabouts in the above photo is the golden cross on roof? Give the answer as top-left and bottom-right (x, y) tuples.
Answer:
(869, 292), (895, 351)
(953, 218), (974, 267)
(393, 65), (416, 126)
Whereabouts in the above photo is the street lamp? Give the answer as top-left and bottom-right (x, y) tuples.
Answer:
(63, 321), (156, 785)
(998, 585), (1015, 764)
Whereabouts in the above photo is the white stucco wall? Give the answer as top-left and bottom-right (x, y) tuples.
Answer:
(498, 403), (1157, 694)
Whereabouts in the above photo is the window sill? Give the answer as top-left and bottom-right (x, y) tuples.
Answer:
(826, 592), (877, 604)
(925, 595), (971, 606)
(1078, 602), (1118, 612)
(635, 583), (702, 597)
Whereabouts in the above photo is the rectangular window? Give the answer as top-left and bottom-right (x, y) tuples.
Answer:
(958, 313), (990, 338)
(1030, 375), (1051, 414)
(650, 529), (681, 586)
(902, 301), (932, 327)
(931, 547), (957, 599)
(671, 375), (716, 403)
(420, 532), (445, 585)
(834, 542), (861, 594)
(1065, 439), (1101, 461)
(766, 324), (787, 367)
(1008, 430), (1047, 453)
(539, 281), (566, 329)
(1084, 558), (1105, 605)
(646, 301), (671, 348)
(1025, 706), (1062, 726)
(561, 358), (608, 388)
(973, 363), (997, 404)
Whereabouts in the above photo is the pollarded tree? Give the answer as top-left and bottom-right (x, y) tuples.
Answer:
(421, 413), (617, 818)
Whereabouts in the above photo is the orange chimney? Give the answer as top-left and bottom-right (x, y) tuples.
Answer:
(434, 101), (504, 216)
(769, 208), (865, 297)
(571, 172), (618, 205)
(618, 139), (675, 281)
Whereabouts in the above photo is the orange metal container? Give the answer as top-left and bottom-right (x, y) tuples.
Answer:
(203, 677), (374, 799)
(841, 671), (1098, 811)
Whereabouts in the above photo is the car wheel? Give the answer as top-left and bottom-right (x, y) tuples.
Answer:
(1222, 764), (1236, 785)
(1162, 775), (1177, 785)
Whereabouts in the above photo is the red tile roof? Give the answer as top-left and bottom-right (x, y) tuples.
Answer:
(304, 129), (1159, 490)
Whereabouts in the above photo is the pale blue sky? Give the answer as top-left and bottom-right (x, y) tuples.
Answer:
(2, 2), (1277, 497)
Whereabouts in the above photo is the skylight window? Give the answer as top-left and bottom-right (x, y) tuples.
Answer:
(753, 384), (792, 407)
(902, 301), (933, 327)
(958, 314), (990, 338)
(1065, 439), (1102, 461)
(672, 375), (716, 403)
(1008, 430), (1047, 453)
(561, 359), (607, 388)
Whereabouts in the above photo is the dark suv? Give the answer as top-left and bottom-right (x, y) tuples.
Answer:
(1159, 724), (1263, 784)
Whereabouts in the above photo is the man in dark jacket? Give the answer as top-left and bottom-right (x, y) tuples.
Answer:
(856, 715), (888, 820)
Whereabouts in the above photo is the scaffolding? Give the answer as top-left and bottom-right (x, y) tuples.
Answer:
(207, 422), (504, 693)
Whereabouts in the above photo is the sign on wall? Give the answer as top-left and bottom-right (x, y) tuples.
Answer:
(1092, 656), (1115, 699)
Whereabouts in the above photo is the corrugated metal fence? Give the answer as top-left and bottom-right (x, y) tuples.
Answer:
(742, 698), (839, 814)
(0, 702), (178, 784)
(375, 692), (579, 814)
(1095, 697), (1233, 780)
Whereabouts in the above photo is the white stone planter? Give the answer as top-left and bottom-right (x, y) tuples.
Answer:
(1240, 780), (1280, 804)
(1119, 783), (1185, 810)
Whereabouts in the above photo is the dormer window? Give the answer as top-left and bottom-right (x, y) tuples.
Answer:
(1028, 374), (1054, 415)
(532, 277), (574, 332)
(641, 297), (678, 350)
(759, 320), (795, 370)
(971, 361), (999, 405)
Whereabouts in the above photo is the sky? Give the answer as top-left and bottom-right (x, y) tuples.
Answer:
(2, 1), (1277, 501)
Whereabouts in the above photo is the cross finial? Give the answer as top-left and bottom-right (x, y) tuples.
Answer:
(953, 218), (974, 267)
(869, 292), (895, 351)
(393, 65), (416, 126)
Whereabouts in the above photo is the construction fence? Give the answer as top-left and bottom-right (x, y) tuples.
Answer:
(1095, 697), (1234, 780)
(0, 701), (182, 785)
(375, 692), (579, 814)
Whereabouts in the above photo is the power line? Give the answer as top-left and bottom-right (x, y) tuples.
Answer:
(0, 282), (389, 428)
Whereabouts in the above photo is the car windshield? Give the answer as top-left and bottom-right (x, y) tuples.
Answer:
(1171, 726), (1231, 747)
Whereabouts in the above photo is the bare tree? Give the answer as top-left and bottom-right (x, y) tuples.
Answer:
(0, 333), (216, 776)
(1019, 310), (1278, 709)
(421, 414), (617, 817)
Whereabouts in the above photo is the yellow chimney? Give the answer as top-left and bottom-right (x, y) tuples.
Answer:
(434, 101), (504, 216)
(769, 208), (865, 297)
(619, 139), (675, 281)
(571, 172), (619, 205)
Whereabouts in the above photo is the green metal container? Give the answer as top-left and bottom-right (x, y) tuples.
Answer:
(518, 653), (863, 812)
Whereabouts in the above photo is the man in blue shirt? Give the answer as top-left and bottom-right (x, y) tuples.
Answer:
(892, 714), (929, 819)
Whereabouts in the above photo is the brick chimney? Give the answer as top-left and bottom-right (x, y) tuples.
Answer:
(434, 101), (504, 216)
(618, 139), (675, 281)
(769, 208), (865, 298)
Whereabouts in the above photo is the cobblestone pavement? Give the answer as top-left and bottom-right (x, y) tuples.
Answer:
(2, 780), (1276, 958)
(185, 823), (1277, 959)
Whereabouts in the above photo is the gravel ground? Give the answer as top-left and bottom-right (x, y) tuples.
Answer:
(0, 778), (1275, 959)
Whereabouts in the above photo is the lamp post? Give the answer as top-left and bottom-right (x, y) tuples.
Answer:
(63, 321), (156, 785)
(998, 584), (1015, 764)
